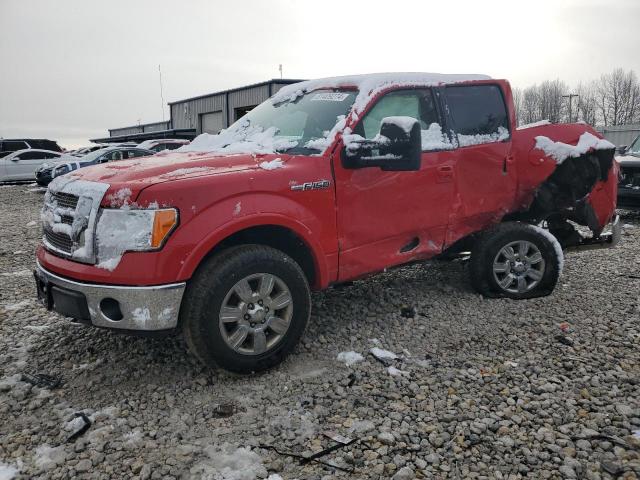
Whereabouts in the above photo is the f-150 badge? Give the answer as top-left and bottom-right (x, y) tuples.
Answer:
(291, 180), (330, 191)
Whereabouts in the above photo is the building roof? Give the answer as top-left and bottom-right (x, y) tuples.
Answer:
(91, 128), (196, 144)
(167, 78), (304, 105)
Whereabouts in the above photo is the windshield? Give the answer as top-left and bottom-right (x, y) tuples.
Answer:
(628, 135), (640, 155)
(78, 147), (111, 162)
(240, 89), (356, 153)
(180, 89), (357, 155)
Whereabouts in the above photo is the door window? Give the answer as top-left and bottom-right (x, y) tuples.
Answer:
(444, 85), (509, 146)
(357, 89), (451, 151)
(3, 141), (28, 152)
(15, 151), (42, 160)
(127, 149), (148, 158)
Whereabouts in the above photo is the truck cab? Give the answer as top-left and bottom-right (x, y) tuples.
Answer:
(35, 73), (620, 373)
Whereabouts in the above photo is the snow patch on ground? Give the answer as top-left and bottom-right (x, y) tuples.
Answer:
(387, 366), (408, 376)
(0, 463), (18, 480)
(258, 158), (284, 170)
(0, 270), (31, 277)
(3, 300), (32, 312)
(370, 347), (398, 361)
(337, 351), (364, 366)
(33, 444), (66, 471)
(535, 132), (615, 164)
(190, 444), (267, 480)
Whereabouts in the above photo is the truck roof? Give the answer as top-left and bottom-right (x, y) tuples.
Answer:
(272, 72), (492, 113)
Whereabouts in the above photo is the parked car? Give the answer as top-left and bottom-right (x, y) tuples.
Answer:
(617, 134), (640, 209)
(0, 149), (73, 182)
(35, 146), (154, 186)
(0, 139), (62, 157)
(35, 73), (620, 374)
(69, 145), (107, 157)
(137, 139), (190, 152)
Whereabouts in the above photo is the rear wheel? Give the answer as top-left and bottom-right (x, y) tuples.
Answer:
(470, 222), (563, 299)
(181, 245), (311, 373)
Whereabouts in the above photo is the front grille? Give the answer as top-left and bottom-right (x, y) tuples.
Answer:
(51, 191), (79, 210)
(44, 229), (73, 253)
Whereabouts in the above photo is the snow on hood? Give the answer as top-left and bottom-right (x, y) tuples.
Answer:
(177, 118), (297, 155)
(271, 72), (491, 116)
(535, 132), (615, 164)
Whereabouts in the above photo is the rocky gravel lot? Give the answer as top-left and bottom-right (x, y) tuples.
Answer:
(0, 183), (639, 480)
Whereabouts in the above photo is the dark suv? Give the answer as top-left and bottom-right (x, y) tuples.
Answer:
(0, 139), (62, 158)
(617, 135), (640, 209)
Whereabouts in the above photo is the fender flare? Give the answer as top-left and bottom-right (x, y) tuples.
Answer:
(177, 212), (331, 289)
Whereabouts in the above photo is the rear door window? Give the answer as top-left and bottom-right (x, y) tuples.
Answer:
(444, 85), (509, 146)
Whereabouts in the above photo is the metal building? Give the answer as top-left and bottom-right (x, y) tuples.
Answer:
(596, 124), (640, 147)
(168, 78), (302, 135)
(92, 79), (303, 144)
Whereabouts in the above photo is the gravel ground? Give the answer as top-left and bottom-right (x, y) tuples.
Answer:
(0, 183), (639, 480)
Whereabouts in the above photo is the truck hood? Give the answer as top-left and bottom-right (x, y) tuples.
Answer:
(62, 151), (285, 206)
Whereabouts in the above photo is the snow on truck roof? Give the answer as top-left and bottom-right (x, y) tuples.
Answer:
(271, 72), (492, 113)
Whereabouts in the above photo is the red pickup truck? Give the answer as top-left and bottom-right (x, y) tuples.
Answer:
(35, 73), (620, 373)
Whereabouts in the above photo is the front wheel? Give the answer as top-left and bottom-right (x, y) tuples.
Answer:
(469, 222), (563, 299)
(181, 245), (311, 373)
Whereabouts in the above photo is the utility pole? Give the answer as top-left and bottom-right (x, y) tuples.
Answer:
(279, 64), (283, 79)
(158, 65), (165, 122)
(562, 93), (579, 123)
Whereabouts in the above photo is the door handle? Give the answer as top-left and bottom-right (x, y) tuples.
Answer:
(436, 165), (454, 183)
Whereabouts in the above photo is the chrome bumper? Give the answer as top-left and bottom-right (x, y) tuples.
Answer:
(35, 262), (185, 331)
(565, 214), (622, 252)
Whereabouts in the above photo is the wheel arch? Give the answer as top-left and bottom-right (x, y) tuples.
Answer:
(178, 215), (328, 290)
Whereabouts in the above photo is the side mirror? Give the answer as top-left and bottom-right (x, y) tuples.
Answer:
(617, 145), (628, 155)
(343, 116), (422, 171)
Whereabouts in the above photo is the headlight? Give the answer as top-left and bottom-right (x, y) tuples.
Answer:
(95, 208), (178, 266)
(53, 164), (70, 177)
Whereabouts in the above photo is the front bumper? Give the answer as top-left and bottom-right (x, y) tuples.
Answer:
(34, 261), (185, 331)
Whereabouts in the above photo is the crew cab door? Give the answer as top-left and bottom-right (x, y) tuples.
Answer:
(442, 84), (517, 245)
(333, 88), (456, 280)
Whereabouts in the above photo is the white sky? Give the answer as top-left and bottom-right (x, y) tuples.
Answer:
(1, 0), (638, 148)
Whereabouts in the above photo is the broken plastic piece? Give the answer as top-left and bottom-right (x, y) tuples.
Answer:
(20, 372), (62, 389)
(65, 412), (92, 443)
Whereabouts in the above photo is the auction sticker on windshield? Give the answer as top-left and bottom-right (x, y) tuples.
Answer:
(311, 92), (350, 102)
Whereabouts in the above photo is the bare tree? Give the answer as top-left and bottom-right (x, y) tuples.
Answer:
(596, 68), (640, 125)
(512, 87), (523, 126)
(538, 79), (568, 123)
(575, 81), (598, 126)
(521, 85), (541, 125)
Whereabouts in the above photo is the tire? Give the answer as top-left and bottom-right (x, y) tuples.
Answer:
(469, 222), (563, 299)
(180, 245), (311, 373)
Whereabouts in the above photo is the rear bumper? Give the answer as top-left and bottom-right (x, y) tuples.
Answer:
(565, 214), (621, 252)
(34, 261), (185, 331)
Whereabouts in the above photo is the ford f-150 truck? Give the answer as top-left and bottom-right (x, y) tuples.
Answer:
(35, 73), (621, 373)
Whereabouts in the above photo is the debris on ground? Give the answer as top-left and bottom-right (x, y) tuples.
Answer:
(20, 372), (62, 389)
(1, 187), (639, 478)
